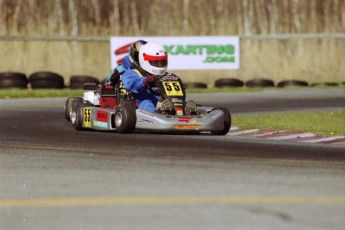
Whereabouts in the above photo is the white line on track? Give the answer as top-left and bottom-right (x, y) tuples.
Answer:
(267, 133), (316, 140)
(227, 129), (259, 136)
(300, 136), (345, 143)
(253, 130), (285, 137)
(229, 126), (239, 131)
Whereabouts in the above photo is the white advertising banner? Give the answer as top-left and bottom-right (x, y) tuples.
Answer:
(110, 36), (240, 70)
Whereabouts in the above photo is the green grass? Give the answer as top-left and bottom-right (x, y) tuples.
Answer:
(0, 84), (343, 98)
(0, 89), (83, 99)
(233, 110), (345, 136)
(186, 87), (263, 93)
(0, 87), (260, 99)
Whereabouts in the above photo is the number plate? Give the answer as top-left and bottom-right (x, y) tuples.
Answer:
(84, 108), (91, 127)
(162, 81), (184, 96)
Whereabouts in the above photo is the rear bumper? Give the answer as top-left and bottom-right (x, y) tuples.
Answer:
(135, 109), (225, 132)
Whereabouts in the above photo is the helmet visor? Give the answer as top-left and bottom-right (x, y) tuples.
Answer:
(149, 59), (168, 67)
(143, 53), (168, 67)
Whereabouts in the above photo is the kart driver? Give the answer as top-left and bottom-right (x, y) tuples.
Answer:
(121, 42), (168, 112)
(105, 40), (147, 86)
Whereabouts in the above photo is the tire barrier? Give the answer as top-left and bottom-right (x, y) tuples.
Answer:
(69, 75), (100, 89)
(29, 71), (65, 89)
(1, 71), (344, 90)
(215, 78), (244, 88)
(0, 72), (28, 89)
(311, 82), (339, 87)
(245, 78), (275, 88)
(183, 82), (208, 89)
(277, 80), (309, 88)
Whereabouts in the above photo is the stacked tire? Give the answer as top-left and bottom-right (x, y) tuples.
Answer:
(0, 72), (28, 89)
(184, 82), (207, 89)
(28, 71), (65, 89)
(69, 75), (100, 89)
(245, 78), (274, 88)
(215, 78), (244, 88)
(277, 80), (308, 88)
(213, 78), (316, 88)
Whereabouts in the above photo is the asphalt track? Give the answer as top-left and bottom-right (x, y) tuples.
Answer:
(0, 88), (344, 230)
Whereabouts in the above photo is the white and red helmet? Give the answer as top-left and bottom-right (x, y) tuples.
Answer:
(138, 42), (168, 76)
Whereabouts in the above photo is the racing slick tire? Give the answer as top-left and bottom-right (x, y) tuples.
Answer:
(71, 100), (85, 131)
(0, 72), (28, 89)
(64, 97), (83, 121)
(114, 101), (136, 133)
(210, 107), (231, 135)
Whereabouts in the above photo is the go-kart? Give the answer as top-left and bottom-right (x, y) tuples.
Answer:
(64, 73), (231, 135)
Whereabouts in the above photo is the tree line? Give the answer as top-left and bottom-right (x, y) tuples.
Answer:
(1, 0), (344, 37)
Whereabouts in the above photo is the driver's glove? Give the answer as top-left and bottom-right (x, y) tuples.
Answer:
(143, 75), (158, 87)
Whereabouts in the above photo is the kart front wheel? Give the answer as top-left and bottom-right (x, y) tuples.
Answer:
(64, 97), (82, 121)
(211, 107), (231, 135)
(71, 100), (85, 131)
(114, 103), (136, 133)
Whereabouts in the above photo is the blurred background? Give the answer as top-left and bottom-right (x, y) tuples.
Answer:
(0, 0), (344, 84)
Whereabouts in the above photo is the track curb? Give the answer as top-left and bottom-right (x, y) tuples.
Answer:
(228, 126), (345, 145)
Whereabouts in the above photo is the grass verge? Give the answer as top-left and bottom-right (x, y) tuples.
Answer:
(0, 87), (261, 99)
(233, 110), (345, 136)
(0, 85), (343, 98)
(0, 89), (83, 99)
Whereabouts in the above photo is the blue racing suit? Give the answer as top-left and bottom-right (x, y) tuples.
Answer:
(122, 69), (160, 112)
(105, 55), (131, 85)
(121, 55), (131, 69)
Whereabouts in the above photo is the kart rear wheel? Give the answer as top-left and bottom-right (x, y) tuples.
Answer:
(71, 100), (85, 131)
(211, 107), (231, 135)
(114, 102), (136, 133)
(64, 97), (82, 121)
